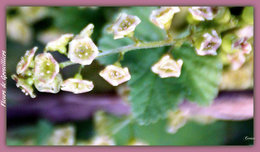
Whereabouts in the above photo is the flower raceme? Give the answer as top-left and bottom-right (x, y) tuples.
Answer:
(150, 7), (180, 30)
(61, 78), (94, 94)
(110, 13), (141, 39)
(195, 30), (222, 56)
(151, 54), (183, 78)
(99, 65), (131, 86)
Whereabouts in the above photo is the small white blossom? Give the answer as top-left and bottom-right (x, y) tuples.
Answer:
(16, 47), (37, 75)
(68, 36), (99, 65)
(227, 51), (246, 71)
(151, 54), (183, 78)
(34, 53), (60, 83)
(167, 110), (190, 134)
(232, 38), (252, 55)
(111, 13), (141, 39)
(45, 34), (74, 54)
(90, 135), (115, 145)
(34, 73), (62, 93)
(150, 7), (180, 29)
(236, 25), (254, 39)
(48, 125), (75, 145)
(189, 7), (215, 21)
(12, 75), (36, 98)
(99, 65), (131, 86)
(61, 78), (94, 94)
(196, 30), (222, 56)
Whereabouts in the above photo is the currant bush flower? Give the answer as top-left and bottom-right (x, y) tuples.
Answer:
(111, 13), (141, 39)
(195, 30), (222, 56)
(150, 7), (180, 30)
(68, 36), (99, 65)
(48, 125), (75, 145)
(222, 34), (252, 54)
(188, 7), (215, 21)
(236, 25), (253, 39)
(61, 78), (94, 94)
(167, 110), (190, 134)
(90, 135), (115, 145)
(34, 53), (60, 83)
(151, 54), (183, 78)
(45, 34), (74, 54)
(99, 65), (131, 86)
(11, 75), (36, 98)
(16, 47), (37, 75)
(34, 73), (62, 93)
(227, 51), (246, 71)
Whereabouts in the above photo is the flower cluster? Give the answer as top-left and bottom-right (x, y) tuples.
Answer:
(12, 7), (254, 98)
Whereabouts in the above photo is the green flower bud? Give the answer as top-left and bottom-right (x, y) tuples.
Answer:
(242, 7), (254, 25)
(45, 34), (74, 55)
(213, 7), (231, 24)
(11, 74), (36, 98)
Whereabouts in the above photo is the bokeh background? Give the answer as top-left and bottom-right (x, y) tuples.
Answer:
(6, 6), (253, 146)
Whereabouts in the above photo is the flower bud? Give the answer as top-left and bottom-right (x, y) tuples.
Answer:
(111, 13), (141, 39)
(34, 73), (62, 93)
(151, 54), (183, 78)
(16, 47), (37, 75)
(79, 23), (94, 37)
(48, 125), (75, 145)
(150, 7), (180, 30)
(236, 25), (253, 39)
(34, 53), (60, 83)
(242, 7), (254, 25)
(167, 110), (189, 134)
(61, 78), (94, 94)
(99, 65), (131, 86)
(45, 34), (74, 54)
(68, 36), (99, 65)
(195, 30), (222, 56)
(213, 7), (231, 24)
(11, 74), (36, 98)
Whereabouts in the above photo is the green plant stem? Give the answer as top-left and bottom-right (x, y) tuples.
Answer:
(59, 39), (175, 69)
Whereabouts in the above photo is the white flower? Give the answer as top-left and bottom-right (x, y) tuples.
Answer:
(111, 13), (141, 39)
(151, 54), (183, 78)
(61, 78), (94, 94)
(227, 51), (246, 71)
(34, 53), (60, 83)
(236, 25), (254, 39)
(196, 30), (222, 56)
(68, 36), (99, 65)
(90, 135), (115, 145)
(99, 65), (131, 86)
(11, 75), (36, 98)
(34, 73), (62, 93)
(16, 47), (37, 75)
(232, 38), (252, 55)
(45, 34), (74, 54)
(150, 7), (180, 29)
(48, 126), (75, 145)
(189, 7), (215, 21)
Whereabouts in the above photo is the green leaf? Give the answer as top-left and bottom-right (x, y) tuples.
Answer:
(36, 119), (53, 145)
(98, 7), (222, 125)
